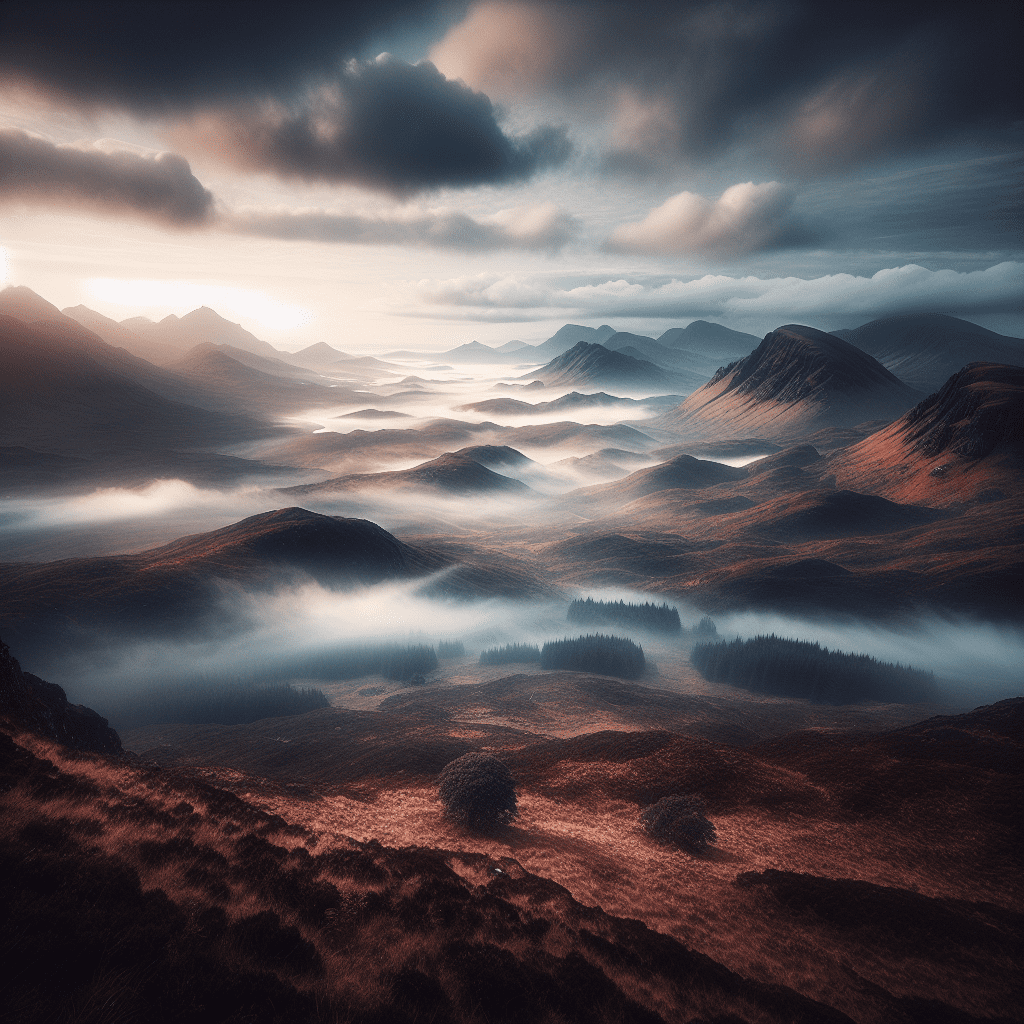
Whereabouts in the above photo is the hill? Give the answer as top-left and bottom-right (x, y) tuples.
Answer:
(828, 361), (1024, 505)
(280, 451), (533, 498)
(567, 454), (747, 509)
(660, 324), (921, 441)
(657, 320), (761, 357)
(525, 341), (702, 392)
(0, 508), (438, 660)
(833, 313), (1024, 391)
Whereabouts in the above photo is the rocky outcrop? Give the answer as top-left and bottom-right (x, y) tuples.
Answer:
(0, 638), (121, 754)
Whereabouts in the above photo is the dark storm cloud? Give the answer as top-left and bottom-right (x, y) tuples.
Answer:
(171, 56), (572, 195)
(0, 1), (437, 112)
(432, 0), (1024, 173)
(0, 128), (213, 224)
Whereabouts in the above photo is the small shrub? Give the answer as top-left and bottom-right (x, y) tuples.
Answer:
(640, 795), (717, 853)
(438, 753), (518, 832)
(479, 643), (541, 666)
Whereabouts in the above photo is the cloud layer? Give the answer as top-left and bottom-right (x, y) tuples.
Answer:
(431, 0), (1024, 173)
(607, 182), (814, 256)
(0, 128), (212, 224)
(228, 201), (577, 252)
(410, 262), (1024, 326)
(170, 55), (571, 195)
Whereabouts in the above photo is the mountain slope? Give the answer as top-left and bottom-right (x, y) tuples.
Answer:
(119, 306), (284, 363)
(657, 320), (760, 357)
(833, 313), (1024, 391)
(661, 324), (921, 441)
(828, 361), (1024, 504)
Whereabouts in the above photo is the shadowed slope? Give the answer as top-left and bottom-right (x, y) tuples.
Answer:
(833, 313), (1024, 391)
(661, 324), (921, 441)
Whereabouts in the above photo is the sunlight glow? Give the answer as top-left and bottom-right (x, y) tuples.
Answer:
(85, 278), (312, 331)
(0, 247), (9, 286)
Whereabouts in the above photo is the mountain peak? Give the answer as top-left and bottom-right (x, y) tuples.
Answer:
(0, 285), (66, 324)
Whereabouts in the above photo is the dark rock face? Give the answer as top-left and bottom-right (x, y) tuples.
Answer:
(902, 362), (1024, 460)
(0, 638), (121, 754)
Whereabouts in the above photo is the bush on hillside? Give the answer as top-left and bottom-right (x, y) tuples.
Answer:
(438, 753), (519, 831)
(568, 598), (681, 633)
(540, 634), (645, 679)
(640, 795), (717, 853)
(479, 643), (541, 666)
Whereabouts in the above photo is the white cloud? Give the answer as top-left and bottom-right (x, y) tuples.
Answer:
(406, 262), (1024, 325)
(224, 201), (577, 252)
(607, 181), (812, 255)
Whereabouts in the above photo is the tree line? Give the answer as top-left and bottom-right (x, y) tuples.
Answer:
(691, 634), (937, 703)
(568, 598), (681, 633)
(479, 643), (541, 666)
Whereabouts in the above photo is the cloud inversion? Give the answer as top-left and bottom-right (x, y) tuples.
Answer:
(411, 262), (1024, 326)
(0, 128), (213, 224)
(170, 55), (571, 196)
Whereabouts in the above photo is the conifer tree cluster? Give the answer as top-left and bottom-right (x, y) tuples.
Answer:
(540, 634), (645, 679)
(437, 640), (466, 659)
(568, 598), (681, 633)
(479, 643), (541, 666)
(691, 634), (936, 703)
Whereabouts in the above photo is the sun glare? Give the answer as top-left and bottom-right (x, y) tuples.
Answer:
(0, 246), (9, 286)
(85, 277), (312, 331)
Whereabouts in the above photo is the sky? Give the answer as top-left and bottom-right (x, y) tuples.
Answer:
(0, 0), (1021, 353)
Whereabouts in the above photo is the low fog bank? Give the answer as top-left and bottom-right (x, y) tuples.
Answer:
(44, 581), (574, 714)
(32, 577), (1022, 728)
(0, 479), (303, 560)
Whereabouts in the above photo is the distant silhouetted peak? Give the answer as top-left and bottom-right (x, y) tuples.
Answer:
(0, 285), (65, 324)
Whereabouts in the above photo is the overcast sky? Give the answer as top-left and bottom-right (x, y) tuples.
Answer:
(1, 0), (1021, 352)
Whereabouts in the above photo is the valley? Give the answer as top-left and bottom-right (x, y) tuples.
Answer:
(2, 286), (1022, 1024)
